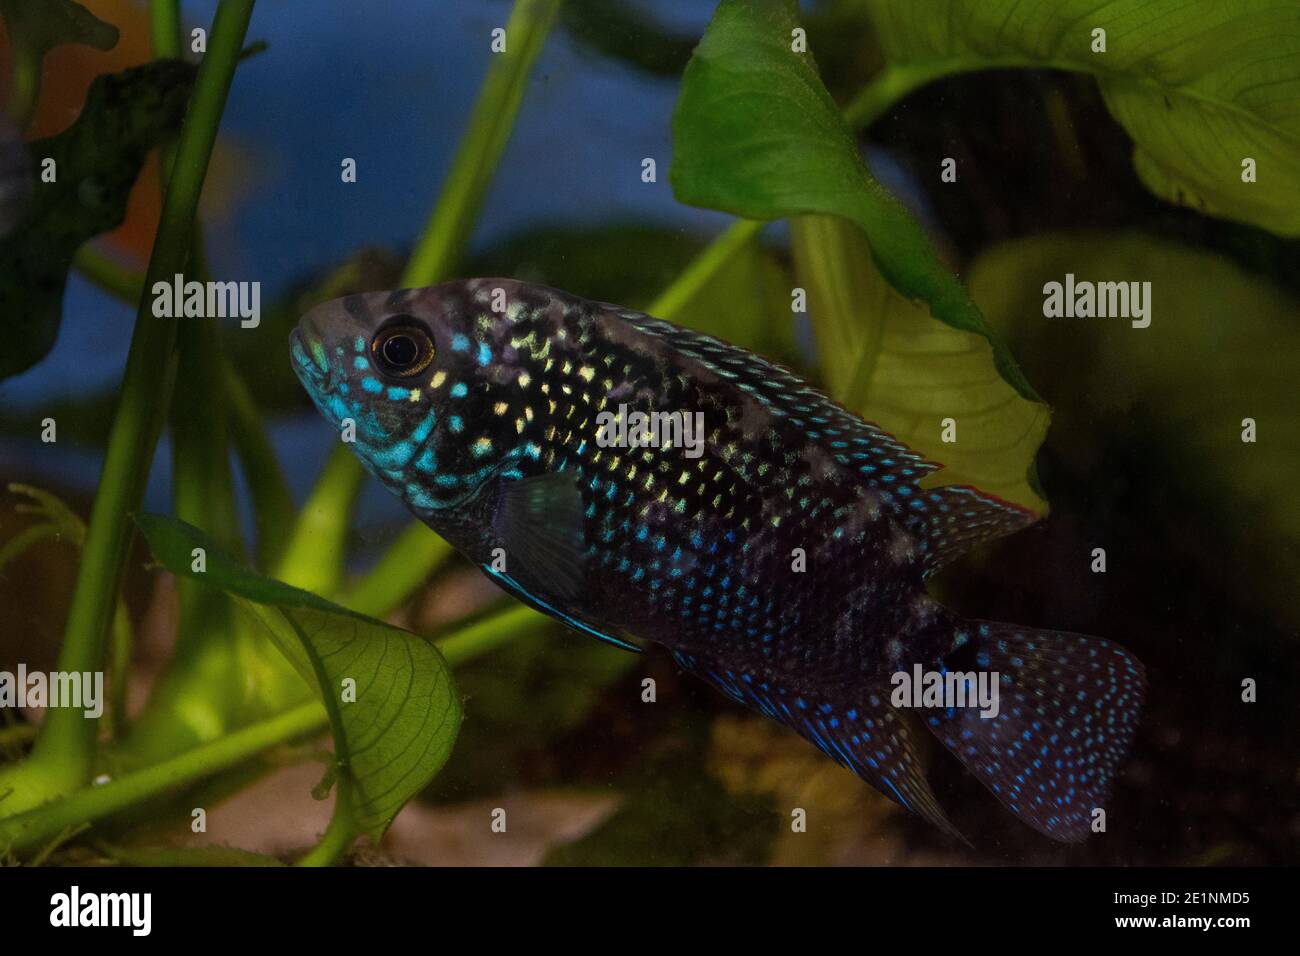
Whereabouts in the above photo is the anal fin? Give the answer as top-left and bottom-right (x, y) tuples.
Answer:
(672, 651), (965, 842)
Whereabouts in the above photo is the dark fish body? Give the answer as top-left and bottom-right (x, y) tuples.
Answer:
(291, 278), (1145, 842)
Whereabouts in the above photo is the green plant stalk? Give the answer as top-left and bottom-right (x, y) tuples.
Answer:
(402, 0), (564, 286)
(67, 250), (296, 572)
(224, 361), (296, 569)
(0, 702), (325, 855)
(0, 603), (541, 856)
(274, 444), (366, 592)
(435, 604), (544, 665)
(17, 0), (258, 803)
(107, 601), (133, 739)
(339, 522), (452, 618)
(293, 780), (356, 866)
(646, 219), (765, 320)
(150, 0), (184, 58)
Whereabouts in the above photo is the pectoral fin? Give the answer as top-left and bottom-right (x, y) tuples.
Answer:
(487, 471), (640, 654)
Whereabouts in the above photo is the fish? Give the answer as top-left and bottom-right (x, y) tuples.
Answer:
(290, 278), (1145, 843)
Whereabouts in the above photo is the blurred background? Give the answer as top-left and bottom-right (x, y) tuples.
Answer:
(1, 0), (1297, 865)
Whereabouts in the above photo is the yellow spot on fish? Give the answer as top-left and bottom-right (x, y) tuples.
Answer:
(472, 437), (493, 457)
(515, 418), (525, 434)
(493, 402), (509, 415)
(578, 366), (595, 383)
(517, 371), (531, 388)
(408, 388), (422, 402)
(430, 371), (447, 389)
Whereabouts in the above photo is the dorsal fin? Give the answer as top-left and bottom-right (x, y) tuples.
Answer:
(611, 310), (1037, 573)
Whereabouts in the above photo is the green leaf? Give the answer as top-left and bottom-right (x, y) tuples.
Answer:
(670, 0), (1038, 401)
(968, 231), (1300, 627)
(792, 215), (1049, 514)
(0, 59), (195, 380)
(135, 513), (462, 840)
(0, 0), (119, 58)
(861, 0), (1300, 236)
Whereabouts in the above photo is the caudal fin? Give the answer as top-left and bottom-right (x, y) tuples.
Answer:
(925, 621), (1145, 842)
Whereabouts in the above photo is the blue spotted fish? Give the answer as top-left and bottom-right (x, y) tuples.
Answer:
(290, 278), (1145, 842)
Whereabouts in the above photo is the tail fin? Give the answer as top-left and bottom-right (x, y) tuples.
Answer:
(925, 621), (1145, 842)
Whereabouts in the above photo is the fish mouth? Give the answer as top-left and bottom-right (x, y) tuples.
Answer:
(289, 325), (329, 391)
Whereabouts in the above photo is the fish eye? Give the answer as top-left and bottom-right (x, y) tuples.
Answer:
(371, 322), (434, 378)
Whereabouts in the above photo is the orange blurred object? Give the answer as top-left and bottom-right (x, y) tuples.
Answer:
(1, 0), (163, 264)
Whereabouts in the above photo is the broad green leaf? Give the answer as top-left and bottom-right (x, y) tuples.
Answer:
(968, 232), (1300, 626)
(0, 60), (195, 380)
(860, 0), (1300, 236)
(792, 215), (1049, 514)
(135, 514), (462, 840)
(670, 0), (1038, 400)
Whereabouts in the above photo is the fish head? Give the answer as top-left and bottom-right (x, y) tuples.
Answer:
(290, 281), (547, 509)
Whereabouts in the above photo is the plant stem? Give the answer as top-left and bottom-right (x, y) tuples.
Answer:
(339, 522), (451, 618)
(1, 702), (325, 855)
(293, 780), (356, 866)
(274, 444), (366, 593)
(435, 604), (544, 666)
(149, 0), (184, 58)
(646, 219), (764, 320)
(402, 0), (563, 287)
(25, 0), (257, 798)
(224, 361), (296, 569)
